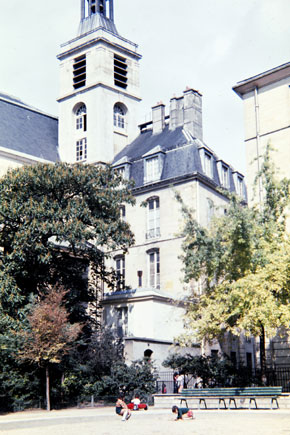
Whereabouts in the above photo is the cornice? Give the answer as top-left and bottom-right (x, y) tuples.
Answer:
(57, 82), (141, 104)
(58, 35), (142, 61)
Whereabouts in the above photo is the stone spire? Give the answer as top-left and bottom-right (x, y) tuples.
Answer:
(79, 0), (118, 36)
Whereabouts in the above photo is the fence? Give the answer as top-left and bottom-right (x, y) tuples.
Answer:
(263, 366), (290, 392)
(156, 367), (290, 393)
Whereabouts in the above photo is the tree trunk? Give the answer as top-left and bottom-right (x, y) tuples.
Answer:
(259, 324), (266, 383)
(46, 366), (51, 411)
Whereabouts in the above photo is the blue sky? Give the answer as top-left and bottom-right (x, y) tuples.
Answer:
(1, 0), (290, 175)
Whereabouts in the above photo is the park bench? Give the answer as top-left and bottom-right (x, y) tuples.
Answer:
(180, 386), (283, 410)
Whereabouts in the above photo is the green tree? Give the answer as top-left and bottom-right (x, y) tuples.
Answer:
(163, 353), (256, 388)
(0, 162), (135, 409)
(0, 162), (135, 328)
(177, 145), (290, 375)
(17, 287), (82, 411)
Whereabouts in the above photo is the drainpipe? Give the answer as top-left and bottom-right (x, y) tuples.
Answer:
(254, 87), (263, 206)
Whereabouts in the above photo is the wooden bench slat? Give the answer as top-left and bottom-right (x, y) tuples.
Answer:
(179, 386), (282, 410)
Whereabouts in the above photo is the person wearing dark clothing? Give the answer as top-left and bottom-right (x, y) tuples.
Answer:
(172, 405), (194, 420)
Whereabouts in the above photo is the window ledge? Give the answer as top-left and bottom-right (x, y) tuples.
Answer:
(114, 128), (128, 137)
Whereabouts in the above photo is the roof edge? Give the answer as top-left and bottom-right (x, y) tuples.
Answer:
(0, 93), (58, 120)
(233, 61), (290, 97)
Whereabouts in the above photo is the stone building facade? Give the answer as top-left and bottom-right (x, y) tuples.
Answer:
(0, 0), (255, 369)
(233, 63), (290, 368)
(233, 62), (290, 206)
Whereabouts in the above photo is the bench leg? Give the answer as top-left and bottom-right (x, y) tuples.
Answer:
(180, 398), (188, 408)
(249, 398), (257, 409)
(271, 398), (279, 410)
(218, 398), (227, 410)
(199, 398), (207, 410)
(228, 398), (237, 409)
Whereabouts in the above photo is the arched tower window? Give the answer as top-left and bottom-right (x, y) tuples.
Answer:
(76, 104), (87, 131)
(114, 103), (127, 129)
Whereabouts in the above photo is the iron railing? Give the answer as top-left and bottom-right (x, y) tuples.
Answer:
(156, 367), (290, 393)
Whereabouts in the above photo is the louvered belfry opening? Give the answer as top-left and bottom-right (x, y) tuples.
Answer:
(73, 55), (86, 89)
(114, 54), (128, 89)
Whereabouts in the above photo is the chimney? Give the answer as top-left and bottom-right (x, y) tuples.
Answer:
(183, 88), (203, 140)
(152, 102), (165, 135)
(169, 95), (184, 130)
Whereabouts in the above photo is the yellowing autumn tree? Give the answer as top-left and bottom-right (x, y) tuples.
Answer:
(178, 145), (290, 375)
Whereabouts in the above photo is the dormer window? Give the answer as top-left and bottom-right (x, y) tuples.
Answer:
(114, 164), (130, 181)
(146, 156), (159, 182)
(204, 152), (213, 178)
(113, 156), (131, 181)
(233, 172), (245, 198)
(116, 166), (125, 178)
(143, 146), (165, 184)
(221, 165), (229, 188)
(199, 148), (213, 179)
(236, 176), (244, 197)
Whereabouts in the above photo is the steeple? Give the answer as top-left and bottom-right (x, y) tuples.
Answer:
(79, 0), (118, 36)
(57, 0), (142, 164)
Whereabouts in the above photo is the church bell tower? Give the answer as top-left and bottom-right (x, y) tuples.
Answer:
(57, 0), (142, 164)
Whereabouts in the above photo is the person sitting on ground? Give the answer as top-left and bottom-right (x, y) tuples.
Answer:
(128, 394), (148, 410)
(131, 393), (140, 410)
(172, 405), (194, 421)
(115, 393), (131, 421)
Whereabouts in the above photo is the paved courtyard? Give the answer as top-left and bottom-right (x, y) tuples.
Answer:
(0, 407), (290, 435)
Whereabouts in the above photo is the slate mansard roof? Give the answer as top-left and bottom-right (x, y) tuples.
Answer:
(113, 122), (246, 198)
(0, 93), (59, 162)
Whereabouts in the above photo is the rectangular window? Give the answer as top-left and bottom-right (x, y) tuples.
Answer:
(221, 165), (229, 188)
(114, 54), (128, 89)
(116, 307), (128, 337)
(148, 250), (160, 289)
(230, 351), (237, 368)
(115, 256), (125, 290)
(204, 153), (213, 178)
(116, 166), (125, 178)
(120, 205), (126, 221)
(76, 115), (87, 131)
(146, 198), (160, 239)
(73, 55), (86, 89)
(246, 352), (252, 369)
(146, 156), (159, 182)
(76, 117), (83, 130)
(76, 138), (87, 161)
(237, 176), (243, 197)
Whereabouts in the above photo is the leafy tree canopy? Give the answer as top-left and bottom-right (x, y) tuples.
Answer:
(177, 145), (290, 351)
(0, 162), (135, 327)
